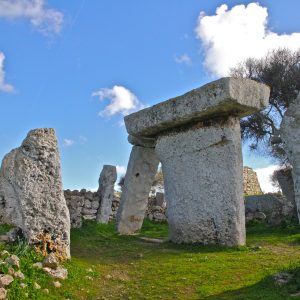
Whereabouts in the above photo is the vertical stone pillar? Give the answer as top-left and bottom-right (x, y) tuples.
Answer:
(280, 93), (300, 223)
(155, 117), (246, 246)
(96, 165), (117, 224)
(116, 145), (159, 234)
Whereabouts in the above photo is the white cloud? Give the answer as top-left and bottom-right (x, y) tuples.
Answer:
(116, 165), (126, 177)
(63, 139), (75, 147)
(196, 3), (300, 76)
(174, 54), (192, 65)
(254, 165), (280, 193)
(92, 85), (143, 117)
(0, 0), (63, 35)
(0, 52), (14, 93)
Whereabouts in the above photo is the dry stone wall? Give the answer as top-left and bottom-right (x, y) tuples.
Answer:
(64, 189), (120, 228)
(243, 167), (262, 195)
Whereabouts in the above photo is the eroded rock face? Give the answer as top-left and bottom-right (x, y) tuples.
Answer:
(0, 128), (70, 259)
(280, 93), (300, 223)
(96, 165), (117, 224)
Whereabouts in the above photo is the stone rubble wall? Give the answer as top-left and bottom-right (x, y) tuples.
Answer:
(243, 167), (262, 195)
(64, 189), (121, 228)
(65, 188), (295, 228)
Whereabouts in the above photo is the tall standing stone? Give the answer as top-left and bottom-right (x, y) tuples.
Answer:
(96, 165), (117, 224)
(120, 77), (270, 246)
(116, 146), (159, 234)
(280, 93), (300, 223)
(0, 128), (70, 259)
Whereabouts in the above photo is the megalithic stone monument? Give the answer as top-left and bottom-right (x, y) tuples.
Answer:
(96, 165), (117, 224)
(117, 77), (270, 246)
(280, 92), (300, 224)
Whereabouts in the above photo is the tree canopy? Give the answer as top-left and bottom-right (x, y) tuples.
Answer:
(230, 48), (300, 162)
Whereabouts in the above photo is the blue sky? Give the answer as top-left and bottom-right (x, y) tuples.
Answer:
(0, 0), (300, 191)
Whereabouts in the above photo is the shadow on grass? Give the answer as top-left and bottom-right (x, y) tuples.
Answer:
(204, 266), (300, 300)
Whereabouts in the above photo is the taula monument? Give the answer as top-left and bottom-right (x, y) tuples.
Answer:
(0, 128), (70, 259)
(117, 77), (270, 246)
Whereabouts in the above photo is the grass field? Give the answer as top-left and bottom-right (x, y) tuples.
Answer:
(1, 219), (300, 299)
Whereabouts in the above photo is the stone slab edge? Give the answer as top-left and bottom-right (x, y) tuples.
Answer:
(124, 77), (270, 137)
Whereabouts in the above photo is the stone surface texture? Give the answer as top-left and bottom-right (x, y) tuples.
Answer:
(0, 128), (70, 259)
(116, 146), (159, 234)
(96, 165), (117, 224)
(64, 189), (121, 228)
(125, 77), (270, 137)
(245, 194), (296, 224)
(274, 167), (296, 211)
(243, 167), (262, 195)
(155, 117), (246, 246)
(280, 93), (300, 222)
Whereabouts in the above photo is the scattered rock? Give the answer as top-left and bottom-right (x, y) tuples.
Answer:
(20, 283), (27, 289)
(53, 281), (61, 288)
(14, 271), (25, 280)
(105, 274), (112, 280)
(43, 288), (49, 294)
(6, 255), (20, 268)
(8, 267), (14, 275)
(0, 274), (14, 287)
(0, 288), (6, 300)
(33, 282), (41, 289)
(43, 253), (59, 269)
(32, 262), (43, 269)
(0, 251), (9, 257)
(43, 266), (68, 280)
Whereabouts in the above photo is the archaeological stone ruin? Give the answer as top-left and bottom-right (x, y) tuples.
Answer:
(280, 92), (300, 223)
(96, 165), (117, 224)
(243, 167), (262, 195)
(117, 77), (270, 246)
(0, 129), (70, 259)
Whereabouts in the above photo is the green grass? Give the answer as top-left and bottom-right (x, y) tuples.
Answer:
(1, 220), (300, 299)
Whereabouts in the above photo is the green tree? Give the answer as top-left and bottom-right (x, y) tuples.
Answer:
(231, 48), (300, 162)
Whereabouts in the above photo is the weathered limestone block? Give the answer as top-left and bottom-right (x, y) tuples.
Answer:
(274, 167), (296, 211)
(125, 77), (270, 137)
(96, 165), (117, 224)
(155, 117), (245, 245)
(120, 77), (269, 245)
(0, 128), (70, 259)
(116, 146), (159, 234)
(280, 93), (300, 222)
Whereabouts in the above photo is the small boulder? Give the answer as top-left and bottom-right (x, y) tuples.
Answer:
(6, 255), (20, 268)
(0, 288), (7, 300)
(53, 281), (61, 288)
(43, 253), (59, 269)
(0, 274), (14, 287)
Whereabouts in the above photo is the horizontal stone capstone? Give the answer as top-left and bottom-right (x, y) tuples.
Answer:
(124, 77), (270, 138)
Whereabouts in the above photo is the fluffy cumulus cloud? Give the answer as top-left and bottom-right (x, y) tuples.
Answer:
(0, 0), (63, 35)
(174, 54), (192, 65)
(254, 165), (280, 193)
(92, 85), (143, 117)
(0, 52), (14, 93)
(196, 3), (300, 76)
